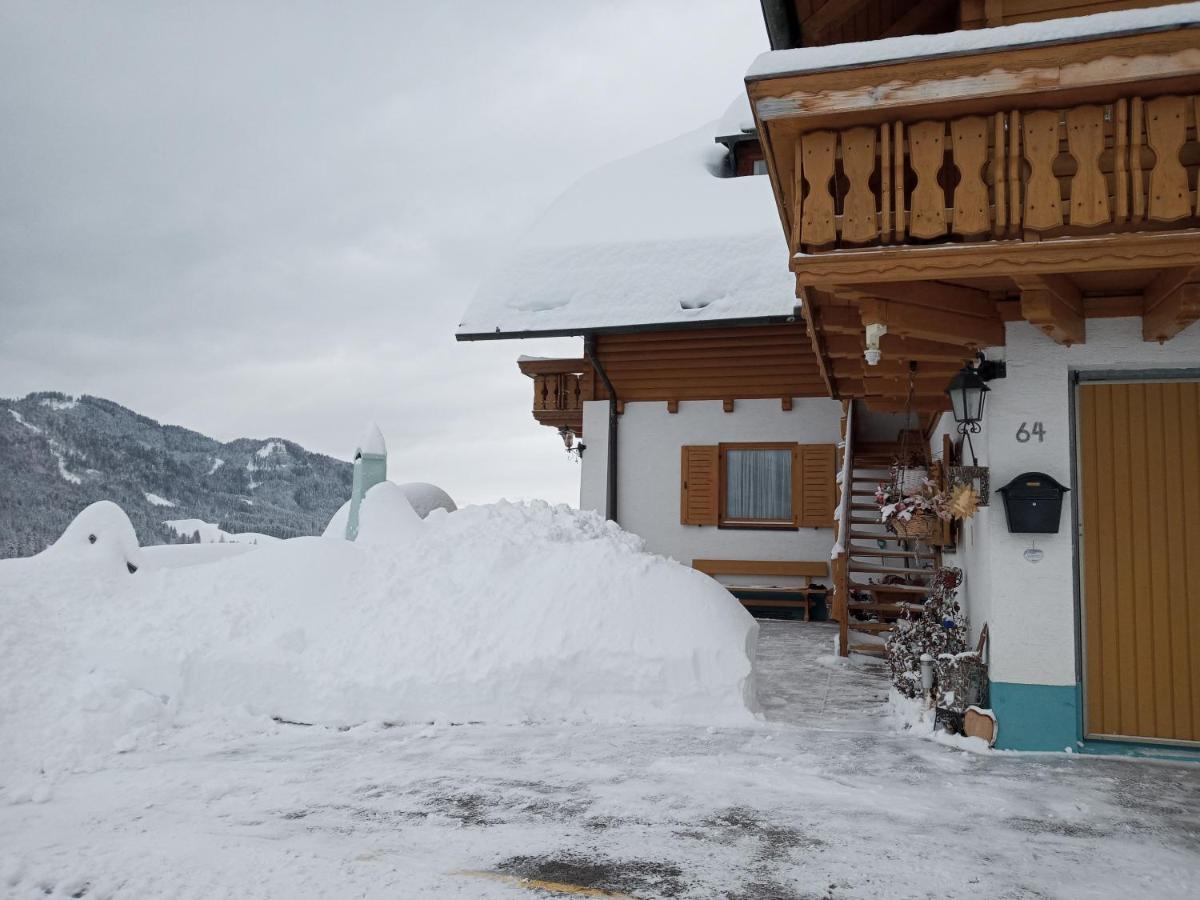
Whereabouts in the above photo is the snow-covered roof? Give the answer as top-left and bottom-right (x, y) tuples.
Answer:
(748, 3), (1200, 82)
(457, 103), (798, 339)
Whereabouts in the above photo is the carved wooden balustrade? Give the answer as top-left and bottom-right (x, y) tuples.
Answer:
(790, 96), (1200, 253)
(517, 357), (592, 434)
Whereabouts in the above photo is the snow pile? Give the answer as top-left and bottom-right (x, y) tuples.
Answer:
(0, 499), (758, 784)
(458, 111), (796, 336)
(164, 518), (279, 545)
(887, 690), (992, 755)
(323, 481), (457, 536)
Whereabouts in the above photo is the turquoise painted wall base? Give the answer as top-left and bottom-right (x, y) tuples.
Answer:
(990, 681), (1080, 751)
(989, 680), (1200, 761)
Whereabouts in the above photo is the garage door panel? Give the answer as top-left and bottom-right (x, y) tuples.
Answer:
(1080, 380), (1200, 743)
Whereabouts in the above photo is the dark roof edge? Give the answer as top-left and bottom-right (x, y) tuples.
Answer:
(455, 312), (800, 342)
(744, 20), (1200, 84)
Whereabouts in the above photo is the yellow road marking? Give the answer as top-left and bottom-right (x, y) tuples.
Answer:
(454, 869), (634, 898)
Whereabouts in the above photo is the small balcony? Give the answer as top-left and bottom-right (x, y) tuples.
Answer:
(747, 19), (1200, 333)
(745, 16), (1200, 412)
(517, 357), (593, 435)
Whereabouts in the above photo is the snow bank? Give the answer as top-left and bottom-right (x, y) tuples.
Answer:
(0, 500), (758, 784)
(457, 117), (796, 337)
(322, 481), (457, 536)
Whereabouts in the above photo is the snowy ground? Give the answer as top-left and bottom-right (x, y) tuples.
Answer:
(4, 621), (1199, 899)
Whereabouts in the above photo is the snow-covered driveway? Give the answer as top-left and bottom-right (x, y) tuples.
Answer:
(4, 622), (1199, 899)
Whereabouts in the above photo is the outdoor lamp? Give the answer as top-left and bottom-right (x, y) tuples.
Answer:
(946, 365), (989, 431)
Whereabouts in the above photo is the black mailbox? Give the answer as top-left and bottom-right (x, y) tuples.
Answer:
(998, 472), (1069, 533)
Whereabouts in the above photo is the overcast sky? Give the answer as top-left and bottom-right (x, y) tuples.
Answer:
(0, 1), (768, 506)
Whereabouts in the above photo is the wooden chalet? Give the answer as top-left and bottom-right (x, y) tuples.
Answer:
(460, 0), (1200, 755)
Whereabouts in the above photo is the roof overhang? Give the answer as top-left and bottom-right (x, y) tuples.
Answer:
(455, 311), (799, 342)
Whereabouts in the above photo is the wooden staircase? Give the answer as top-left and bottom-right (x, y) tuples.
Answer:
(834, 437), (939, 658)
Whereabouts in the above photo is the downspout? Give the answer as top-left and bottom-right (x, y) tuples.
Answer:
(584, 334), (619, 523)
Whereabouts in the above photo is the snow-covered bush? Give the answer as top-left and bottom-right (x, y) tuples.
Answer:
(885, 567), (967, 698)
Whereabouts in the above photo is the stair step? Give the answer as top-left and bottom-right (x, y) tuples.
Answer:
(848, 563), (935, 577)
(848, 581), (930, 595)
(849, 622), (894, 633)
(847, 643), (888, 658)
(847, 601), (910, 615)
(847, 530), (911, 542)
(851, 503), (881, 511)
(846, 545), (935, 559)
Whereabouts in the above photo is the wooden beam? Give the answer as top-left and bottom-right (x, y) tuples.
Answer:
(858, 299), (1005, 348)
(1143, 266), (1200, 313)
(781, 397), (793, 411)
(667, 400), (679, 414)
(823, 333), (977, 361)
(802, 0), (876, 40)
(517, 357), (589, 377)
(799, 285), (837, 398)
(723, 399), (735, 413)
(1021, 290), (1086, 345)
(1015, 275), (1085, 345)
(1143, 282), (1200, 342)
(791, 232), (1200, 285)
(837, 280), (998, 319)
(882, 0), (952, 39)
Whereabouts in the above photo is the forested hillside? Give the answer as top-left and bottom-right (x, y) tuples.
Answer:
(0, 392), (352, 557)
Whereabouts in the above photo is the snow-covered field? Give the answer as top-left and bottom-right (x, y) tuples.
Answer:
(2, 498), (1197, 898)
(3, 622), (1198, 898)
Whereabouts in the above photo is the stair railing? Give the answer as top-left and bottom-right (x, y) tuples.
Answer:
(833, 399), (855, 657)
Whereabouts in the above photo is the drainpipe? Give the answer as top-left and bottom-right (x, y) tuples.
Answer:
(584, 334), (619, 523)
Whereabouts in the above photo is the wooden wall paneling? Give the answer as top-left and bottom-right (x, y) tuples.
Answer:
(1114, 98), (1129, 223)
(801, 131), (838, 246)
(951, 115), (991, 236)
(1131, 97), (1146, 222)
(1022, 109), (1064, 230)
(841, 126), (879, 243)
(908, 120), (948, 239)
(1008, 110), (1022, 236)
(993, 111), (1008, 236)
(894, 121), (907, 240)
(790, 135), (805, 251)
(880, 122), (893, 239)
(1145, 95), (1192, 222)
(1066, 105), (1110, 227)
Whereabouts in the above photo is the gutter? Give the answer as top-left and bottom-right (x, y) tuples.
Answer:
(584, 334), (619, 524)
(454, 313), (797, 343)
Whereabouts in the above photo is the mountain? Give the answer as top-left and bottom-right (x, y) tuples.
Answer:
(0, 392), (353, 558)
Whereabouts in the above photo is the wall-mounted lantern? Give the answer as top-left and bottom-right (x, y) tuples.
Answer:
(945, 364), (991, 465)
(559, 427), (585, 461)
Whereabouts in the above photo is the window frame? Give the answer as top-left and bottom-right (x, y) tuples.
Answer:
(717, 441), (801, 530)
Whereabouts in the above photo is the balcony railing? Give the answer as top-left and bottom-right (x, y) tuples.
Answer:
(789, 96), (1200, 253)
(517, 357), (592, 434)
(748, 24), (1200, 275)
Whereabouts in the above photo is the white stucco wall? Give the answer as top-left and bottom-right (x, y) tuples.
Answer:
(965, 318), (1200, 686)
(580, 397), (844, 574)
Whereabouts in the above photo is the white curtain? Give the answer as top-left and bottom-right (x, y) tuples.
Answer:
(725, 449), (792, 521)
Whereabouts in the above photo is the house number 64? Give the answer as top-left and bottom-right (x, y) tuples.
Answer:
(1016, 421), (1046, 443)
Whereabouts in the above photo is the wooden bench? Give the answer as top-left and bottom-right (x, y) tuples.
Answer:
(691, 559), (830, 621)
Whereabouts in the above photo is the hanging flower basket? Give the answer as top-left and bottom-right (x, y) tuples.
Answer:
(888, 511), (941, 541)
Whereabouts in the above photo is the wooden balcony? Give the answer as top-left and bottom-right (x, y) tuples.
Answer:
(517, 357), (592, 434)
(747, 20), (1200, 410)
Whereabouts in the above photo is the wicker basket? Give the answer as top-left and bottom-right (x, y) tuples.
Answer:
(887, 512), (940, 541)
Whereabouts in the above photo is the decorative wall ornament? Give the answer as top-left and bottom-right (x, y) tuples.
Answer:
(948, 465), (990, 506)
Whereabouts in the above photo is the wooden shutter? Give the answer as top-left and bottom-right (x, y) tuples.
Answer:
(680, 445), (719, 525)
(798, 443), (837, 528)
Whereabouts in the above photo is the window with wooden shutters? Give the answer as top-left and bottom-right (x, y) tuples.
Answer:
(678, 442), (837, 529)
(680, 445), (719, 525)
(797, 443), (837, 528)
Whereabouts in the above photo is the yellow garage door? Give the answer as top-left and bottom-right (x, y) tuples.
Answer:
(1078, 379), (1200, 743)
